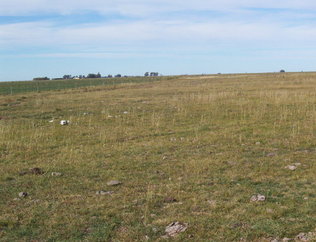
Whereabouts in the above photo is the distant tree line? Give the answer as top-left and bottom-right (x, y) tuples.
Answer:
(33, 72), (132, 81)
(33, 77), (50, 81)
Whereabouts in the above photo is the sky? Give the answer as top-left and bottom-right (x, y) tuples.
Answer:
(1, 1), (316, 81)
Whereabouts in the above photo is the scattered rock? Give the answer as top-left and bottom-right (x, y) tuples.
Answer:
(250, 194), (266, 202)
(49, 119), (54, 123)
(294, 162), (302, 166)
(19, 167), (44, 176)
(285, 165), (297, 171)
(266, 152), (277, 157)
(282, 238), (291, 241)
(107, 180), (122, 186)
(230, 222), (247, 229)
(296, 233), (308, 241)
(96, 191), (114, 195)
(207, 200), (216, 206)
(165, 222), (188, 237)
(163, 197), (178, 203)
(51, 172), (62, 176)
(123, 111), (128, 114)
(18, 192), (28, 198)
(256, 141), (261, 145)
(295, 231), (316, 241)
(30, 167), (44, 175)
(60, 120), (70, 125)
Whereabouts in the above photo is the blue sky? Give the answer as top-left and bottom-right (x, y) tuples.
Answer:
(1, 0), (316, 81)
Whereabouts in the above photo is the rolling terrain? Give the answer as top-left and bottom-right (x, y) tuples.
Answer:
(1, 73), (316, 241)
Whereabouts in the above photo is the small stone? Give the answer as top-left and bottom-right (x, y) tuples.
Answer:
(107, 180), (122, 186)
(255, 142), (261, 145)
(294, 162), (302, 166)
(286, 165), (297, 171)
(51, 172), (62, 176)
(282, 238), (291, 241)
(296, 233), (308, 241)
(30, 167), (44, 175)
(96, 191), (114, 195)
(165, 222), (188, 237)
(250, 195), (258, 202)
(123, 111), (128, 114)
(60, 120), (70, 125)
(257, 194), (266, 201)
(266, 152), (276, 157)
(18, 192), (28, 198)
(207, 200), (216, 206)
(49, 119), (54, 123)
(250, 194), (266, 202)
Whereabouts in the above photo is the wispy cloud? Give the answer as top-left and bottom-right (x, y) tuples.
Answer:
(1, 0), (316, 81)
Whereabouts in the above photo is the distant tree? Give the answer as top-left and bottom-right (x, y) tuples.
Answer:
(144, 72), (149, 77)
(86, 73), (102, 78)
(150, 72), (158, 76)
(108, 75), (113, 78)
(63, 75), (72, 79)
(115, 74), (122, 78)
(33, 77), (50, 81)
(280, 69), (285, 73)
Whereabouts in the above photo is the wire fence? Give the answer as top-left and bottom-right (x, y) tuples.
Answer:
(0, 77), (170, 95)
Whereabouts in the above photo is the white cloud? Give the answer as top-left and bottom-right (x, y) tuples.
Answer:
(1, 0), (316, 63)
(2, 0), (316, 16)
(1, 17), (316, 50)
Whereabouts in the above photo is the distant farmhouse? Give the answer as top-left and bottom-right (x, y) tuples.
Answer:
(145, 72), (159, 77)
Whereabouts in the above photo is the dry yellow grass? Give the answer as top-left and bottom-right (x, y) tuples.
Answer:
(0, 73), (316, 241)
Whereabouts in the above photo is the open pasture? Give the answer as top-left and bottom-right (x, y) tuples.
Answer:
(1, 73), (316, 241)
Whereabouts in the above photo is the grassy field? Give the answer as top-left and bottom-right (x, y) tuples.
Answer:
(0, 76), (170, 95)
(1, 72), (316, 241)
